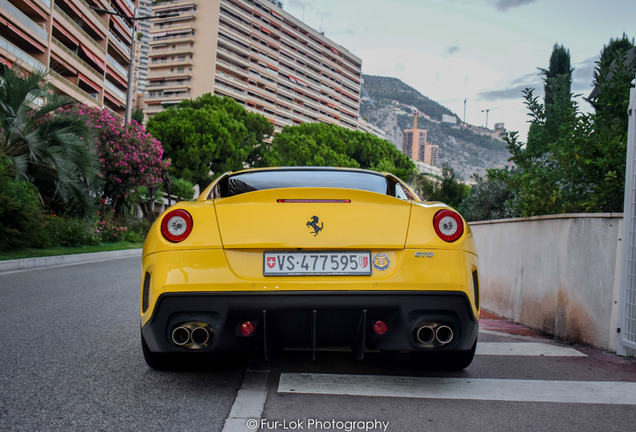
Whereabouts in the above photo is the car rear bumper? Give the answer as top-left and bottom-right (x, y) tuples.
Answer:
(141, 291), (479, 358)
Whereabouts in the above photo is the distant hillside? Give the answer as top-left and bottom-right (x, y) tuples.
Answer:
(360, 75), (510, 180)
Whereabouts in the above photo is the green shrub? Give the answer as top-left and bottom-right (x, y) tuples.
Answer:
(0, 156), (47, 250)
(43, 216), (99, 247)
(126, 218), (152, 240)
(459, 176), (519, 222)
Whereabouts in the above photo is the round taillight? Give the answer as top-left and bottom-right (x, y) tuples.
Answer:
(160, 209), (193, 243)
(240, 321), (255, 336)
(433, 209), (464, 242)
(373, 320), (388, 335)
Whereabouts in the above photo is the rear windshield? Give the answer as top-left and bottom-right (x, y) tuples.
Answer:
(214, 170), (390, 197)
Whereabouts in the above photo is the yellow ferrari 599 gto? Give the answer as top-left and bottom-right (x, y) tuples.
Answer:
(140, 167), (479, 369)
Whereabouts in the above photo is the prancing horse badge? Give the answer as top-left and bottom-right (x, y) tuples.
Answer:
(306, 216), (323, 237)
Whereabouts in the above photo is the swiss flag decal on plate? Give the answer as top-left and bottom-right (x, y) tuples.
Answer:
(266, 256), (276, 268)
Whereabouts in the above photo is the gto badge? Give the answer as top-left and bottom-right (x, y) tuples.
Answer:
(306, 215), (323, 237)
(415, 252), (434, 258)
(373, 253), (390, 271)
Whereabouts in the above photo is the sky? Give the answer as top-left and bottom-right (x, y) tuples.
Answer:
(282, 0), (635, 141)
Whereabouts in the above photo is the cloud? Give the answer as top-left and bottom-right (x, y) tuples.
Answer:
(478, 84), (533, 101)
(446, 45), (461, 55)
(572, 56), (599, 92)
(478, 71), (541, 100)
(495, 0), (537, 12)
(479, 55), (602, 102)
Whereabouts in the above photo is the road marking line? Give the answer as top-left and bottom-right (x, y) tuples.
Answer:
(278, 373), (636, 405)
(222, 370), (269, 432)
(477, 342), (587, 357)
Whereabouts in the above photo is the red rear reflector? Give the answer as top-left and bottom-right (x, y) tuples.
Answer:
(240, 321), (255, 336)
(277, 199), (351, 203)
(373, 320), (388, 335)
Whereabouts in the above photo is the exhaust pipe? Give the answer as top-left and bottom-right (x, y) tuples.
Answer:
(414, 323), (455, 346)
(435, 325), (454, 345)
(415, 325), (436, 344)
(171, 322), (214, 349)
(191, 326), (212, 346)
(172, 326), (191, 346)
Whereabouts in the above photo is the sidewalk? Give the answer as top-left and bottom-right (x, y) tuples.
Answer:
(0, 248), (142, 273)
(480, 309), (546, 338)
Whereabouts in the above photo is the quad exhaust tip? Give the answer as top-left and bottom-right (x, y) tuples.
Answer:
(171, 322), (214, 349)
(415, 322), (454, 346)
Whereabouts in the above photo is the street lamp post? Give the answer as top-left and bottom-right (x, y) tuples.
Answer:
(90, 5), (178, 123)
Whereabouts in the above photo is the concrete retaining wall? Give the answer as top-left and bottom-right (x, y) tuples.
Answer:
(470, 214), (623, 352)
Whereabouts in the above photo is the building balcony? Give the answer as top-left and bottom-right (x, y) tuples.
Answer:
(146, 79), (191, 91)
(0, 0), (48, 44)
(53, 5), (106, 57)
(216, 47), (251, 68)
(219, 23), (252, 47)
(153, 20), (195, 34)
(150, 45), (194, 57)
(214, 82), (247, 100)
(48, 69), (101, 107)
(0, 35), (46, 72)
(147, 69), (192, 79)
(110, 14), (134, 45)
(108, 31), (132, 58)
(216, 58), (249, 78)
(106, 53), (128, 80)
(149, 32), (195, 45)
(152, 0), (198, 14)
(104, 78), (126, 103)
(217, 36), (250, 57)
(50, 37), (104, 84)
(69, 0), (108, 34)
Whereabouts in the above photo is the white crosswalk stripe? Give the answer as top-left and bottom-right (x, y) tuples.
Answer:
(476, 342), (587, 356)
(278, 373), (636, 405)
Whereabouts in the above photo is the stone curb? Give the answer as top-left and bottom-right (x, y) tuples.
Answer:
(0, 248), (142, 273)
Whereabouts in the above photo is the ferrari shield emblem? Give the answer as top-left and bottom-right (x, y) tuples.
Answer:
(372, 253), (390, 271)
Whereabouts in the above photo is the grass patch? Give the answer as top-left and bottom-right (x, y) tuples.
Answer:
(0, 241), (143, 261)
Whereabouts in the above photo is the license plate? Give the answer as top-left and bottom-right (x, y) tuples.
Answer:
(263, 251), (372, 276)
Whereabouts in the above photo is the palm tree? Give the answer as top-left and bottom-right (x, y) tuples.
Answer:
(0, 64), (98, 209)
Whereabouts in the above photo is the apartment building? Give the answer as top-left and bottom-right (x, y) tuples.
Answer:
(403, 118), (439, 166)
(0, 0), (138, 117)
(403, 128), (427, 162)
(135, 0), (151, 95)
(145, 0), (363, 131)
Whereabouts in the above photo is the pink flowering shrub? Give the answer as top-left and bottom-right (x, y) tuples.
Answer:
(67, 105), (170, 207)
(95, 199), (128, 242)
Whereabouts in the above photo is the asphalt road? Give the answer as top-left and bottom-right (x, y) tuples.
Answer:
(2, 256), (636, 432)
(0, 257), (250, 432)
